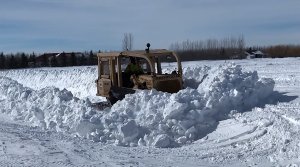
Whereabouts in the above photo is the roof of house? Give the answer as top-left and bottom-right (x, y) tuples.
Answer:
(35, 53), (59, 61)
(253, 50), (264, 55)
(245, 50), (265, 55)
(36, 52), (83, 61)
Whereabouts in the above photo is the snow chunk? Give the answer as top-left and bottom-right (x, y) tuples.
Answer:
(153, 134), (172, 148)
(163, 101), (188, 119)
(119, 120), (139, 143)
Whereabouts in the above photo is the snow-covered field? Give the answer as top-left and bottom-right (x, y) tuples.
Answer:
(0, 57), (300, 166)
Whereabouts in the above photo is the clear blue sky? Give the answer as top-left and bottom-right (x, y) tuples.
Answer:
(1, 0), (300, 53)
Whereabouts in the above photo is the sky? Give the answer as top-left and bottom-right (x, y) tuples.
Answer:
(0, 0), (300, 53)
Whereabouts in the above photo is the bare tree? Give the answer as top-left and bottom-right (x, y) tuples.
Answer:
(122, 33), (133, 51)
(169, 35), (246, 60)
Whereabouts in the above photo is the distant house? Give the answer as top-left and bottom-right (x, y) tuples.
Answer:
(245, 49), (266, 59)
(36, 52), (84, 67)
(36, 53), (59, 67)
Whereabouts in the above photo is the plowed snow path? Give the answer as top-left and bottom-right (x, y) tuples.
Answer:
(0, 115), (214, 167)
(0, 115), (106, 166)
(0, 113), (270, 167)
(0, 108), (296, 167)
(1, 105), (300, 166)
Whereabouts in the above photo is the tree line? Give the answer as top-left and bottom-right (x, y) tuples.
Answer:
(169, 35), (245, 61)
(2, 35), (300, 70)
(0, 51), (98, 70)
(169, 36), (300, 61)
(251, 45), (300, 58)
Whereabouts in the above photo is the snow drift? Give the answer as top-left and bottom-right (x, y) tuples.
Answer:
(0, 66), (104, 102)
(0, 63), (275, 147)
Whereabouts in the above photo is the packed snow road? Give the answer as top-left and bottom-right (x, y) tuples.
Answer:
(0, 57), (300, 166)
(0, 114), (197, 167)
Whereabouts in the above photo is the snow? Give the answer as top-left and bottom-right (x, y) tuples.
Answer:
(0, 66), (104, 102)
(253, 50), (264, 55)
(0, 57), (300, 166)
(0, 63), (275, 148)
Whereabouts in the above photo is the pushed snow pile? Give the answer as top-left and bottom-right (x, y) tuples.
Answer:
(0, 76), (96, 132)
(198, 64), (275, 118)
(0, 67), (103, 102)
(182, 65), (211, 89)
(0, 64), (275, 148)
(101, 64), (275, 147)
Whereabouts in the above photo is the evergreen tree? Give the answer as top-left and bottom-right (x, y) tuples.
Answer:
(9, 55), (16, 69)
(79, 54), (86, 66)
(60, 52), (67, 67)
(0, 53), (5, 69)
(71, 52), (77, 66)
(13, 53), (19, 68)
(88, 50), (94, 65)
(20, 53), (28, 68)
(30, 52), (36, 67)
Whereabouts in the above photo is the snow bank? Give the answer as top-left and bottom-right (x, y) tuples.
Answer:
(0, 63), (275, 148)
(182, 65), (211, 89)
(198, 64), (275, 118)
(0, 66), (104, 102)
(0, 76), (98, 133)
(101, 64), (275, 147)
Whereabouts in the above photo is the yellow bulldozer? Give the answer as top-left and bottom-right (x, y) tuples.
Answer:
(95, 44), (183, 104)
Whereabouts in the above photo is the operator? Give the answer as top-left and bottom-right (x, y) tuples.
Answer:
(124, 57), (144, 88)
(125, 57), (144, 76)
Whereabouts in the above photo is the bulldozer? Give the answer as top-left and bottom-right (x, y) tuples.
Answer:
(95, 44), (183, 105)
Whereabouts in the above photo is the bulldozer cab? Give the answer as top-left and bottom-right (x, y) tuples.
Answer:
(95, 48), (183, 104)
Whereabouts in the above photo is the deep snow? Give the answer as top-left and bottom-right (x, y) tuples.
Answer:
(0, 63), (275, 148)
(0, 57), (300, 166)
